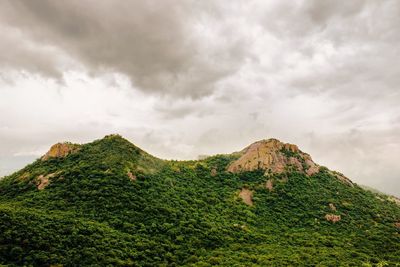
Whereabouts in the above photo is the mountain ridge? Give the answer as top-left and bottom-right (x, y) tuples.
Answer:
(0, 134), (399, 266)
(35, 135), (355, 190)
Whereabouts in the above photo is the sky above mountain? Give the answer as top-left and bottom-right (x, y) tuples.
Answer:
(0, 0), (399, 196)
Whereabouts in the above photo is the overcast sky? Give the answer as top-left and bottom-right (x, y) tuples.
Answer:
(0, 0), (399, 196)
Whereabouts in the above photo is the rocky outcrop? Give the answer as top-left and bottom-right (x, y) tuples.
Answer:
(42, 142), (80, 160)
(127, 171), (137, 182)
(325, 214), (341, 223)
(239, 188), (253, 206)
(227, 139), (319, 176)
(227, 139), (355, 188)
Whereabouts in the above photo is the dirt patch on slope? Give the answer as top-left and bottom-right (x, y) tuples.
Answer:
(36, 173), (58, 190)
(266, 179), (273, 191)
(239, 188), (253, 206)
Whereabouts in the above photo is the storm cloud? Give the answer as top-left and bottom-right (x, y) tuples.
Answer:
(0, 0), (399, 196)
(0, 0), (249, 97)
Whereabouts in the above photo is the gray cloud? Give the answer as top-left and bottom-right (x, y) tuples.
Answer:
(0, 25), (64, 78)
(0, 0), (248, 98)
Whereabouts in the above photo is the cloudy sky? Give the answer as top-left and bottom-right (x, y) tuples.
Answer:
(0, 0), (399, 196)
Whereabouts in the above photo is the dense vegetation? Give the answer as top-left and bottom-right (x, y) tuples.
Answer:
(0, 135), (399, 266)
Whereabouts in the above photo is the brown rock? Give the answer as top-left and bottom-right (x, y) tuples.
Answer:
(325, 214), (341, 223)
(42, 143), (79, 160)
(227, 139), (319, 176)
(304, 156), (320, 175)
(210, 168), (217, 177)
(239, 188), (253, 206)
(284, 143), (299, 152)
(127, 171), (137, 181)
(329, 203), (337, 211)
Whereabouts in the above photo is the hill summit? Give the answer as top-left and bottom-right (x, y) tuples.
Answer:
(227, 138), (319, 176)
(0, 134), (399, 266)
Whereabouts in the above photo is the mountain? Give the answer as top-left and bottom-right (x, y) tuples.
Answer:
(0, 134), (399, 266)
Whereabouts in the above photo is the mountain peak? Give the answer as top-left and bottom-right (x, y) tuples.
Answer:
(97, 134), (144, 150)
(41, 134), (138, 161)
(102, 133), (125, 140)
(228, 138), (320, 176)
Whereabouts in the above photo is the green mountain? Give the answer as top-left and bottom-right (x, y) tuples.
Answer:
(0, 134), (399, 266)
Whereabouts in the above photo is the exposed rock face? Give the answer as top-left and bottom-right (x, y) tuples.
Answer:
(239, 188), (253, 206)
(227, 139), (319, 176)
(36, 173), (58, 190)
(42, 143), (80, 160)
(325, 214), (341, 223)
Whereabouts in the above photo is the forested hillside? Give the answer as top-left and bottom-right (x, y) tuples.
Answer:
(0, 135), (399, 266)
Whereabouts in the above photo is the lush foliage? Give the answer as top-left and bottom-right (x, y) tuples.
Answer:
(0, 135), (399, 266)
